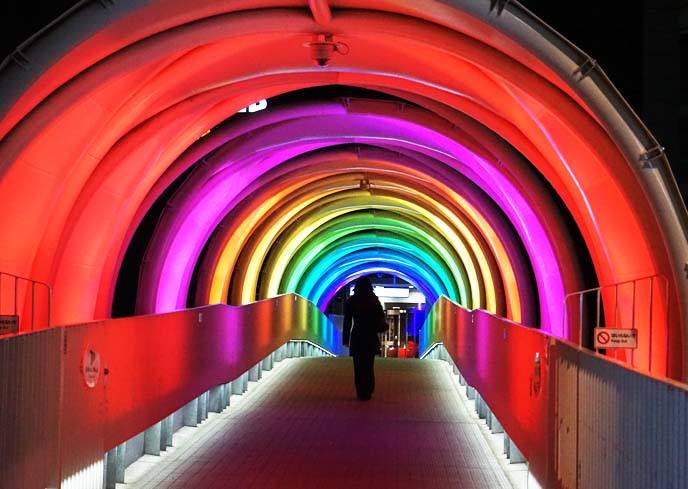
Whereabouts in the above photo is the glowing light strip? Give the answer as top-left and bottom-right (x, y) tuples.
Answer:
(232, 192), (485, 307)
(207, 177), (354, 304)
(279, 216), (467, 296)
(261, 184), (474, 304)
(295, 234), (460, 300)
(310, 259), (444, 309)
(319, 267), (436, 311)
(265, 199), (465, 298)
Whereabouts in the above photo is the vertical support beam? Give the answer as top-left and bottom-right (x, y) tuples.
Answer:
(144, 422), (162, 456)
(476, 394), (488, 419)
(162, 414), (173, 449)
(198, 391), (208, 422)
(262, 353), (273, 372)
(115, 443), (126, 483)
(488, 411), (504, 434)
(183, 398), (198, 427)
(105, 449), (115, 489)
(510, 440), (526, 464)
(196, 393), (204, 423)
(232, 376), (244, 395)
(223, 382), (231, 408)
(209, 385), (223, 413)
(466, 385), (476, 400)
(504, 435), (526, 463)
(249, 362), (262, 382)
(105, 445), (125, 489)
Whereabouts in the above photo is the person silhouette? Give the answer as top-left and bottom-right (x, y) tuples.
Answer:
(342, 276), (386, 400)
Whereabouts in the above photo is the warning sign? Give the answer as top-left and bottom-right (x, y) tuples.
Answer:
(81, 348), (101, 388)
(0, 315), (19, 335)
(594, 328), (637, 349)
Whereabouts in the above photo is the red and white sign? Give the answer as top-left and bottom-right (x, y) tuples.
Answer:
(594, 328), (637, 349)
(82, 348), (101, 388)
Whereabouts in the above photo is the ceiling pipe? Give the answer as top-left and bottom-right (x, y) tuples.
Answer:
(309, 0), (332, 25)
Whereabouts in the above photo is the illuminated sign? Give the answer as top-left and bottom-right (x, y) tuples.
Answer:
(349, 286), (410, 298)
(376, 286), (410, 298)
(238, 99), (268, 113)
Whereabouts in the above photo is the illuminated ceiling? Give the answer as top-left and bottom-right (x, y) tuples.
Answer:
(0, 0), (685, 376)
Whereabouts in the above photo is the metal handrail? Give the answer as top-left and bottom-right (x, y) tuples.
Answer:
(0, 271), (52, 331)
(501, 1), (688, 232)
(562, 273), (668, 373)
(0, 0), (92, 73)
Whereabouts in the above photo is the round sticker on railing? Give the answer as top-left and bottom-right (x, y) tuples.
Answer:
(82, 348), (101, 388)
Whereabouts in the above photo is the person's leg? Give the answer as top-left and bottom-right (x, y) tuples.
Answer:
(358, 354), (374, 400)
(369, 354), (375, 395)
(353, 354), (366, 399)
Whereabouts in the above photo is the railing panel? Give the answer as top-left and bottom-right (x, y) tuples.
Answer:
(60, 324), (106, 489)
(422, 296), (688, 489)
(0, 294), (339, 489)
(0, 329), (62, 488)
(553, 346), (578, 489)
(555, 343), (688, 489)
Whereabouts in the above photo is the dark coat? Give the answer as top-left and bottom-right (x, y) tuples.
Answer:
(343, 295), (384, 356)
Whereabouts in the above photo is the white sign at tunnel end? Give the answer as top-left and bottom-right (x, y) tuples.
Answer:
(594, 328), (638, 349)
(0, 315), (19, 335)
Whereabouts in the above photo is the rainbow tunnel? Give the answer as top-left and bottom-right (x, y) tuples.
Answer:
(0, 0), (687, 379)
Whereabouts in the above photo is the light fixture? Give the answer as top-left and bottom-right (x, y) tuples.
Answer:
(305, 34), (349, 67)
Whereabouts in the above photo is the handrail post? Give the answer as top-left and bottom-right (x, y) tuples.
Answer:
(31, 281), (35, 331)
(649, 276), (654, 373)
(0, 271), (52, 332)
(14, 276), (18, 317)
(631, 280), (636, 368)
(595, 289), (601, 327)
(578, 293), (583, 347)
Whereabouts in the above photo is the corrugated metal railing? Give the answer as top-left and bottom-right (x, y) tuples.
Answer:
(554, 344), (688, 489)
(420, 296), (688, 489)
(0, 294), (340, 489)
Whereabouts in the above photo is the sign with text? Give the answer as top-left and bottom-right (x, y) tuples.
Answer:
(594, 328), (638, 349)
(0, 315), (19, 335)
(82, 348), (101, 388)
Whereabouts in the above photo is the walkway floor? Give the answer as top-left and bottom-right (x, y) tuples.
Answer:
(120, 357), (521, 489)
